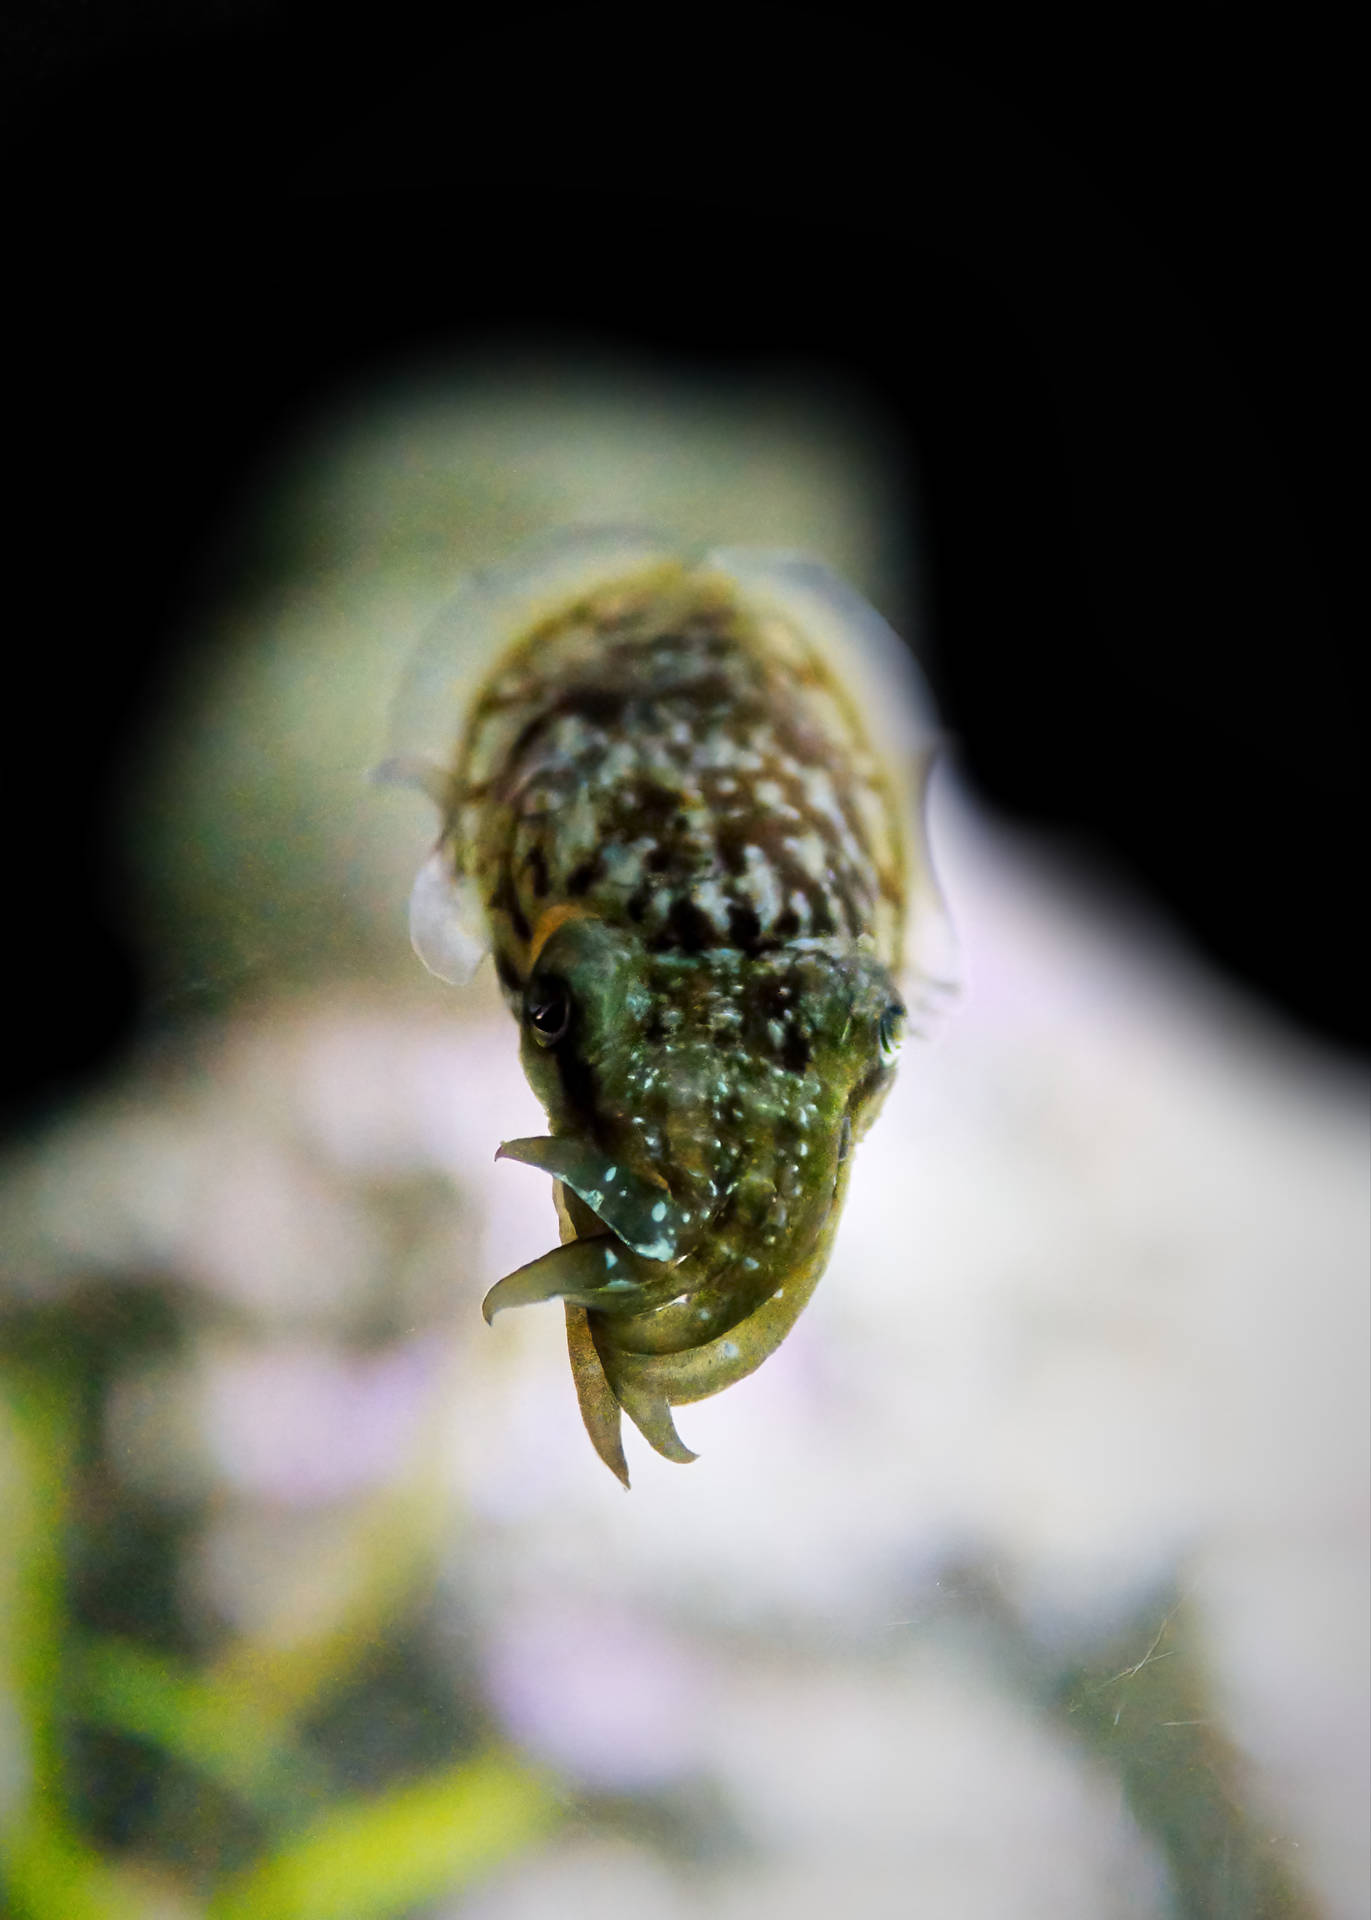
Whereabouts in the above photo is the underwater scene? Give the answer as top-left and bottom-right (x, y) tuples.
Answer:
(2, 363), (1366, 1920)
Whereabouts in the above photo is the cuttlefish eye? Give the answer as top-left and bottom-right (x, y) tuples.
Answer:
(526, 979), (572, 1047)
(878, 1001), (906, 1061)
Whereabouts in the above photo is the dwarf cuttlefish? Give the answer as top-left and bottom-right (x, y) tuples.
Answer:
(382, 530), (953, 1484)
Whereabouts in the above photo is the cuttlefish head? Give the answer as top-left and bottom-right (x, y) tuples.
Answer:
(483, 913), (907, 1348)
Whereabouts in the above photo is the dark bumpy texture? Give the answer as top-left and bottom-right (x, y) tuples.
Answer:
(433, 558), (914, 1483)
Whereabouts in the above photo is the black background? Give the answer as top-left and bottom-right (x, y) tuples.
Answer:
(5, 13), (1357, 1127)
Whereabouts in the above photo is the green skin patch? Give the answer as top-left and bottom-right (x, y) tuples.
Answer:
(491, 914), (902, 1479)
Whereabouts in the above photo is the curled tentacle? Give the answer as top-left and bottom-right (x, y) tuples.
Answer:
(603, 1226), (822, 1356)
(592, 1162), (847, 1460)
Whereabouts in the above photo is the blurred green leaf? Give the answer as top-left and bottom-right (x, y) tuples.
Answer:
(206, 1751), (559, 1920)
(1, 1812), (179, 1920)
(205, 1473), (450, 1731)
(0, 1370), (73, 1811)
(2, 1372), (189, 1920)
(69, 1637), (331, 1825)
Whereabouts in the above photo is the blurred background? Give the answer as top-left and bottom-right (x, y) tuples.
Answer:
(3, 15), (1363, 1920)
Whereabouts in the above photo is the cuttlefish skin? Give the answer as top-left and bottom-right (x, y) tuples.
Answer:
(397, 541), (945, 1483)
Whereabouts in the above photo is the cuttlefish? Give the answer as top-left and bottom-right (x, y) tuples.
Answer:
(381, 530), (953, 1484)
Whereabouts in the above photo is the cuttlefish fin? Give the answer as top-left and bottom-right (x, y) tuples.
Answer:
(406, 847), (490, 985)
(564, 1305), (630, 1489)
(368, 754), (452, 808)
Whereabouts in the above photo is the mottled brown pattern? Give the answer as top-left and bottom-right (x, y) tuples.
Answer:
(445, 564), (906, 992)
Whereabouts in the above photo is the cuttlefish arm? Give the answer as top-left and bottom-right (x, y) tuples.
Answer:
(490, 1142), (845, 1476)
(566, 1304), (632, 1487)
(594, 1263), (823, 1465)
(594, 1173), (850, 1465)
(496, 1136), (696, 1262)
(481, 1235), (690, 1323)
(557, 1184), (630, 1489)
(483, 1159), (698, 1489)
